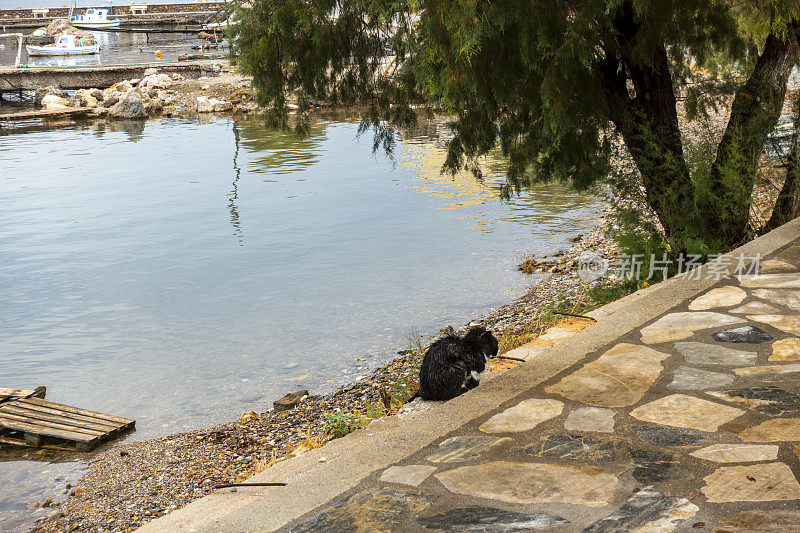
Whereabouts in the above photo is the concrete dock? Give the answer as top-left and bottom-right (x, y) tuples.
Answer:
(0, 60), (221, 92)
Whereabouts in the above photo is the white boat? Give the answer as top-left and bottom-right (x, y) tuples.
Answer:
(70, 8), (120, 29)
(26, 34), (100, 56)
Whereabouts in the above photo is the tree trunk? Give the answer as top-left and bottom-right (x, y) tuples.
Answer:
(598, 2), (695, 247)
(705, 30), (800, 246)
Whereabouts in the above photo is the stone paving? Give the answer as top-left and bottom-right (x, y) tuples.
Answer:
(284, 243), (800, 532)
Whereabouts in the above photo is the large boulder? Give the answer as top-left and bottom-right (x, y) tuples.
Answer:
(196, 96), (233, 113)
(102, 81), (132, 107)
(72, 89), (99, 108)
(107, 90), (147, 119)
(139, 73), (172, 90)
(34, 86), (68, 107)
(40, 94), (71, 110)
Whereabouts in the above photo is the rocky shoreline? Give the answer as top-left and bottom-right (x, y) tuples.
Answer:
(26, 216), (618, 533)
(27, 61), (255, 120)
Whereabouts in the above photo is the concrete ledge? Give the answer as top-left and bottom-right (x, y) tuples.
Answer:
(139, 216), (800, 532)
(0, 61), (220, 91)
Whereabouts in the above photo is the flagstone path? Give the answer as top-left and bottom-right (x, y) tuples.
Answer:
(283, 240), (800, 532)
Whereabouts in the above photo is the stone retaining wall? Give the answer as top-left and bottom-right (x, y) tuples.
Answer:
(0, 2), (225, 20)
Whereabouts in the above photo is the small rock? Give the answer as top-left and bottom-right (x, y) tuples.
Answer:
(273, 390), (309, 411)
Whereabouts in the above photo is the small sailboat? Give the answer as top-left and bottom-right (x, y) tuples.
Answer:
(26, 34), (100, 56)
(70, 7), (120, 30)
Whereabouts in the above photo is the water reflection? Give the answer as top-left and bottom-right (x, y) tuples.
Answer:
(237, 121), (326, 174)
(229, 122), (243, 244)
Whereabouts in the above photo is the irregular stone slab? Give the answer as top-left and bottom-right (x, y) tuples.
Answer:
(689, 443), (779, 463)
(291, 488), (433, 532)
(706, 387), (800, 416)
(427, 436), (510, 463)
(689, 286), (747, 310)
(632, 425), (708, 446)
(641, 312), (745, 344)
(730, 301), (780, 314)
(712, 326), (773, 344)
(733, 363), (800, 377)
(753, 288), (800, 310)
(629, 394), (744, 432)
(668, 366), (734, 390)
(545, 343), (670, 407)
(380, 465), (437, 487)
(583, 487), (698, 533)
(739, 273), (800, 288)
(564, 407), (616, 433)
(771, 338), (800, 361)
(629, 448), (688, 483)
(702, 462), (800, 502)
(479, 398), (563, 433)
(712, 510), (800, 532)
(760, 259), (799, 274)
(435, 461), (617, 507)
(737, 418), (800, 442)
(417, 507), (570, 532)
(524, 434), (615, 463)
(675, 341), (757, 366)
(747, 314), (800, 335)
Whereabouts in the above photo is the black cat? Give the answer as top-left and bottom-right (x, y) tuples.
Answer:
(417, 326), (499, 401)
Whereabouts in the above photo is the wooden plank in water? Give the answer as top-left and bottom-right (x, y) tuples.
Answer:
(8, 401), (120, 430)
(0, 404), (116, 433)
(0, 413), (98, 444)
(0, 107), (92, 122)
(20, 397), (134, 426)
(0, 411), (104, 437)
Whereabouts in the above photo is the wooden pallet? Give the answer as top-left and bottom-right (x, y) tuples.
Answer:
(0, 397), (135, 451)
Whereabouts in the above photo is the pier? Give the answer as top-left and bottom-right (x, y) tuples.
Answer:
(0, 60), (221, 92)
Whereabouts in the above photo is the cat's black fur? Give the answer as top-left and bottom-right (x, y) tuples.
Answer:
(417, 326), (499, 401)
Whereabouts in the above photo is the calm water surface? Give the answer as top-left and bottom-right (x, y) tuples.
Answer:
(0, 29), (215, 67)
(0, 116), (602, 530)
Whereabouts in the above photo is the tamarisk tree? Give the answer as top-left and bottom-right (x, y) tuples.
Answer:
(230, 0), (800, 253)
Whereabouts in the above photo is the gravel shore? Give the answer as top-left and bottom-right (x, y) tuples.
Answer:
(28, 214), (617, 533)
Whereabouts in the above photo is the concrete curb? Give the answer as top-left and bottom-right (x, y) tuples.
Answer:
(139, 217), (800, 532)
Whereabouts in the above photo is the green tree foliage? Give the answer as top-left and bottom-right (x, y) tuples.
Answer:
(230, 0), (800, 254)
